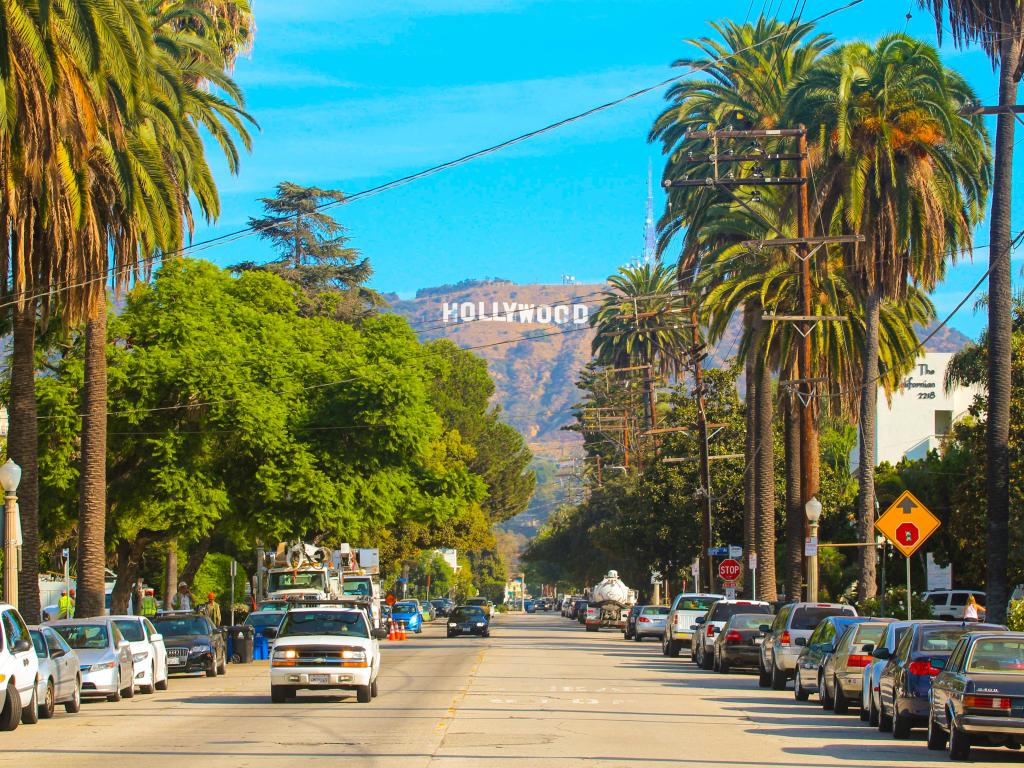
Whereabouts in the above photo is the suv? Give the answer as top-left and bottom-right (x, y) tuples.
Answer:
(267, 606), (386, 703)
(690, 599), (772, 670)
(150, 612), (227, 677)
(662, 594), (723, 658)
(759, 601), (857, 690)
(0, 603), (40, 731)
(922, 590), (985, 621)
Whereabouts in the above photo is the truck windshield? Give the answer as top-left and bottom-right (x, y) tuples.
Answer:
(341, 578), (372, 596)
(279, 611), (368, 638)
(268, 571), (326, 591)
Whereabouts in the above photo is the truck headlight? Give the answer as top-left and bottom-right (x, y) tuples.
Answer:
(273, 648), (298, 660)
(341, 650), (366, 661)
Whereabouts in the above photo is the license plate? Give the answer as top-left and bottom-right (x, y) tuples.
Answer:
(169, 657), (185, 665)
(309, 674), (329, 685)
(755, 637), (763, 644)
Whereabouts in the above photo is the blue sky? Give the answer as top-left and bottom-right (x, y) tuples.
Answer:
(193, 0), (1021, 339)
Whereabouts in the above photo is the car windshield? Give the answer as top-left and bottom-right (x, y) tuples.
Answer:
(852, 624), (887, 646)
(279, 611), (368, 638)
(267, 571), (326, 591)
(340, 579), (372, 596)
(244, 612), (285, 629)
(920, 627), (972, 652)
(967, 638), (1024, 673)
(452, 608), (485, 621)
(676, 597), (719, 612)
(791, 606), (854, 630)
(151, 618), (209, 637)
(54, 624), (109, 650)
(29, 629), (46, 657)
(641, 607), (670, 616)
(713, 603), (771, 621)
(256, 602), (288, 612)
(731, 614), (773, 630)
(113, 620), (145, 642)
(393, 603), (417, 613)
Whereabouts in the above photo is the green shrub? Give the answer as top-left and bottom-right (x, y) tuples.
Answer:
(1007, 599), (1024, 631)
(495, 604), (509, 613)
(857, 587), (933, 619)
(193, 553), (248, 620)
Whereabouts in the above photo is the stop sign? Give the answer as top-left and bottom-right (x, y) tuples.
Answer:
(896, 522), (920, 547)
(718, 559), (741, 582)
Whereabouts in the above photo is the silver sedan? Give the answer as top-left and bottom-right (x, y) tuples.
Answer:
(634, 606), (669, 641)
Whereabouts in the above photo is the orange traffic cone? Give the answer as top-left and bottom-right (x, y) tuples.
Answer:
(388, 622), (397, 641)
(399, 621), (407, 640)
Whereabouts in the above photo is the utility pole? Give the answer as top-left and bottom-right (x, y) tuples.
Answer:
(688, 312), (714, 591)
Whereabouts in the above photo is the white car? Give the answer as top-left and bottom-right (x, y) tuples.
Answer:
(266, 606), (386, 704)
(922, 589), (986, 621)
(110, 616), (169, 694)
(28, 625), (81, 718)
(0, 603), (41, 730)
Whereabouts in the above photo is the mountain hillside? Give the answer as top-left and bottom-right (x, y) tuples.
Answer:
(390, 280), (974, 458)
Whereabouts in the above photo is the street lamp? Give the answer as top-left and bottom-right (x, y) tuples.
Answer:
(0, 458), (22, 607)
(805, 496), (822, 602)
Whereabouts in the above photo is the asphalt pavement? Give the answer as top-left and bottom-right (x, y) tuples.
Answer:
(2, 613), (1022, 767)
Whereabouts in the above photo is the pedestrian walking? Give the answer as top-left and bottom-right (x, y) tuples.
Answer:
(140, 588), (159, 617)
(201, 592), (222, 626)
(57, 589), (75, 619)
(964, 594), (983, 622)
(171, 581), (194, 611)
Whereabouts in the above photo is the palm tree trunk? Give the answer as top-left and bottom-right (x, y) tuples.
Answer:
(76, 303), (108, 618)
(784, 368), (803, 602)
(855, 290), (881, 602)
(754, 325), (776, 602)
(9, 299), (40, 622)
(743, 305), (757, 595)
(985, 37), (1021, 626)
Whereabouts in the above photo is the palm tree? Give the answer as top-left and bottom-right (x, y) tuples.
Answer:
(917, 0), (1024, 625)
(789, 34), (991, 600)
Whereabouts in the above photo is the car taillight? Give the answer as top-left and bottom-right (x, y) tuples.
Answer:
(964, 695), (1011, 710)
(638, 617), (650, 623)
(725, 630), (742, 643)
(780, 631), (791, 646)
(907, 660), (942, 676)
(847, 654), (872, 669)
(706, 624), (715, 637)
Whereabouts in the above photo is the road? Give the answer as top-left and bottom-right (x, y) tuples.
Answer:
(2, 612), (1023, 767)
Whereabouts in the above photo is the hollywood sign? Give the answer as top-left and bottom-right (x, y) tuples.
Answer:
(441, 301), (590, 325)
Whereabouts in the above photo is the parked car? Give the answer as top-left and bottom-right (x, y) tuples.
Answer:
(390, 602), (423, 634)
(430, 599), (453, 618)
(446, 606), (490, 638)
(0, 604), (40, 730)
(110, 615), (168, 694)
(28, 625), (81, 718)
(692, 599), (772, 670)
(577, 602), (590, 625)
(243, 609), (286, 642)
(861, 620), (934, 726)
(818, 619), (892, 713)
(877, 620), (1006, 738)
(623, 605), (644, 640)
(662, 594), (723, 658)
(149, 612), (227, 677)
(923, 590), (986, 621)
(793, 615), (872, 702)
(928, 631), (1024, 760)
(759, 602), (858, 690)
(712, 613), (775, 674)
(634, 605), (670, 642)
(51, 618), (135, 701)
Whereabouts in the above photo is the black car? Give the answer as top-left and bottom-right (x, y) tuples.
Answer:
(430, 599), (452, 618)
(572, 599), (588, 623)
(151, 612), (228, 677)
(928, 631), (1024, 760)
(713, 613), (775, 674)
(877, 621), (1005, 738)
(446, 606), (490, 638)
(623, 605), (644, 640)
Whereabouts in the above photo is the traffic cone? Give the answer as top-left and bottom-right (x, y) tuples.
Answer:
(388, 622), (397, 641)
(399, 621), (407, 640)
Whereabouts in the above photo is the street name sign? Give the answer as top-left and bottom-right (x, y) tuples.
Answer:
(875, 490), (940, 558)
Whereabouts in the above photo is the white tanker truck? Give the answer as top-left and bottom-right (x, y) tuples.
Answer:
(584, 570), (636, 632)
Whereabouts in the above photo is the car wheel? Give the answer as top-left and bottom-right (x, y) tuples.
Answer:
(819, 672), (833, 709)
(371, 678), (379, 698)
(712, 652), (720, 672)
(39, 679), (55, 720)
(794, 671), (809, 701)
(446, 631), (454, 638)
(585, 625), (599, 633)
(927, 707), (947, 751)
(270, 685), (288, 704)
(700, 647), (714, 670)
(868, 691), (879, 727)
(141, 664), (156, 695)
(948, 714), (971, 760)
(771, 660), (787, 691)
(217, 654), (227, 675)
(356, 684), (372, 703)
(831, 679), (848, 713)
(858, 703), (868, 722)
(155, 672), (168, 692)
(206, 659), (218, 678)
(877, 696), (893, 732)
(892, 704), (911, 739)
(758, 660), (771, 688)
(64, 679), (81, 714)
(667, 639), (681, 658)
(21, 683), (39, 725)
(121, 673), (135, 699)
(108, 673), (122, 703)
(0, 684), (21, 731)
(633, 632), (642, 642)
(720, 656), (731, 674)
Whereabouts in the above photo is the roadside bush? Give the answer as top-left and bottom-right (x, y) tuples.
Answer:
(856, 587), (933, 619)
(495, 604), (509, 613)
(1007, 599), (1024, 631)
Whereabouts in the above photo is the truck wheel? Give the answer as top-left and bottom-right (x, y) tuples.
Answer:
(206, 659), (218, 678)
(371, 678), (379, 698)
(270, 685), (288, 704)
(0, 684), (21, 731)
(585, 625), (599, 633)
(771, 661), (788, 691)
(667, 640), (681, 658)
(356, 684), (372, 703)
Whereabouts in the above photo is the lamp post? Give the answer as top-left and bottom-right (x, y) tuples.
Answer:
(0, 459), (22, 607)
(805, 496), (822, 601)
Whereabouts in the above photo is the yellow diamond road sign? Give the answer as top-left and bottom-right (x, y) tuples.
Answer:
(875, 490), (940, 558)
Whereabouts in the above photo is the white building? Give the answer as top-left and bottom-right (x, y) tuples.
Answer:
(436, 548), (460, 572)
(873, 352), (982, 465)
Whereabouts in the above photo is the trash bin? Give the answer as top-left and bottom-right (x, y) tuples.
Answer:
(230, 625), (254, 664)
(252, 632), (270, 661)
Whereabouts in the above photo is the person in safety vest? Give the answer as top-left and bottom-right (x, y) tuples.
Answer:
(57, 589), (75, 619)
(140, 588), (159, 617)
(201, 592), (222, 626)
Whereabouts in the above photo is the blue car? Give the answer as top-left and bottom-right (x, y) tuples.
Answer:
(793, 615), (873, 701)
(391, 601), (423, 634)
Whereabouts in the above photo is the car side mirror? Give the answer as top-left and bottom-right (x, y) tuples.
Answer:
(12, 639), (31, 653)
(690, 624), (700, 631)
(372, 628), (388, 640)
(872, 647), (891, 660)
(263, 627), (278, 639)
(694, 616), (706, 625)
(794, 637), (807, 647)
(759, 624), (771, 634)
(861, 643), (875, 654)
(49, 647), (65, 659)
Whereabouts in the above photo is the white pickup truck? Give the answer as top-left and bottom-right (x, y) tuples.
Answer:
(661, 593), (723, 658)
(266, 605), (387, 704)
